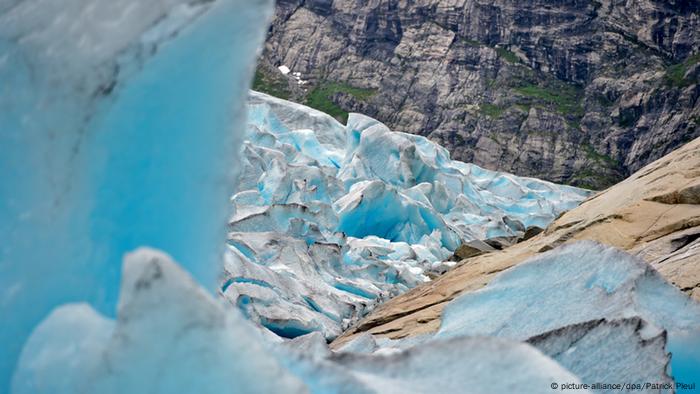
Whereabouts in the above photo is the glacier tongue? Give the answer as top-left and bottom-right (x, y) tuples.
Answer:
(228, 91), (591, 338)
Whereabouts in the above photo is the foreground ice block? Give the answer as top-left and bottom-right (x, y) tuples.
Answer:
(227, 92), (591, 339)
(437, 241), (700, 389)
(14, 249), (585, 394)
(0, 0), (272, 389)
(12, 249), (307, 394)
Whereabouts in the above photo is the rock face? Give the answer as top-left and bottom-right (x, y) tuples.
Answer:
(258, 0), (700, 189)
(333, 136), (700, 345)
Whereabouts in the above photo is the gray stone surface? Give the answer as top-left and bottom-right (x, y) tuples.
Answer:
(258, 0), (700, 189)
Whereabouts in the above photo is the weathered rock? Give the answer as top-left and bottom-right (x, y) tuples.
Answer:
(522, 226), (545, 241)
(258, 0), (700, 189)
(451, 243), (490, 261)
(332, 136), (700, 346)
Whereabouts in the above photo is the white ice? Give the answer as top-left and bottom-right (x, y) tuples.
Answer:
(0, 0), (272, 389)
(14, 249), (586, 394)
(12, 249), (307, 394)
(228, 91), (591, 339)
(278, 65), (291, 75)
(436, 241), (700, 390)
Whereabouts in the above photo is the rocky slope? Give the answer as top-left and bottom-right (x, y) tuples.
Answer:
(333, 136), (700, 346)
(256, 0), (700, 189)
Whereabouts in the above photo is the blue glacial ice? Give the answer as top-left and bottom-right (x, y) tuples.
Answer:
(225, 91), (591, 339)
(12, 249), (308, 394)
(434, 241), (700, 391)
(4, 1), (685, 392)
(13, 249), (586, 394)
(0, 0), (272, 390)
(15, 240), (698, 393)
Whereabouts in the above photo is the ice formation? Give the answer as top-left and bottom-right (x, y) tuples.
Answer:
(7, 1), (696, 392)
(337, 241), (700, 391)
(0, 0), (272, 390)
(224, 91), (590, 338)
(435, 241), (700, 388)
(14, 239), (700, 393)
(13, 249), (586, 394)
(12, 249), (307, 394)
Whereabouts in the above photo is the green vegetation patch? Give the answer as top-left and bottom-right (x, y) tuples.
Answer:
(569, 144), (622, 189)
(305, 82), (376, 123)
(569, 169), (620, 190)
(480, 103), (506, 118)
(462, 38), (482, 47)
(665, 53), (700, 88)
(252, 69), (291, 100)
(567, 119), (581, 130)
(515, 103), (532, 112)
(514, 83), (584, 117)
(583, 143), (617, 166)
(496, 47), (519, 64)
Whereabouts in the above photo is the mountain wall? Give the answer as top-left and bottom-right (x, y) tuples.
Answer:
(257, 0), (700, 189)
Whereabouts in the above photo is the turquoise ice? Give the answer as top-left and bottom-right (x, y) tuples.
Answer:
(226, 92), (591, 339)
(0, 0), (272, 390)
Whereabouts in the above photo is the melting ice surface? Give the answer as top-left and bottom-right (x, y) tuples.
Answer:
(0, 0), (272, 390)
(224, 92), (591, 339)
(12, 248), (586, 394)
(436, 241), (700, 389)
(15, 242), (700, 393)
(339, 241), (700, 392)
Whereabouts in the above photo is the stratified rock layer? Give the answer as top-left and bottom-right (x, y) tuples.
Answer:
(260, 0), (700, 189)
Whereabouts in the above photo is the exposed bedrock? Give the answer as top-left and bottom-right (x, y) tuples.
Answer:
(260, 0), (700, 189)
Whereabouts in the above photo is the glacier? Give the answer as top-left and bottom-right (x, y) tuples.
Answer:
(4, 1), (698, 392)
(13, 248), (586, 394)
(225, 91), (591, 339)
(0, 0), (272, 390)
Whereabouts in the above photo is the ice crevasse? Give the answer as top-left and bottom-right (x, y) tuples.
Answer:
(2, 0), (700, 392)
(224, 91), (591, 339)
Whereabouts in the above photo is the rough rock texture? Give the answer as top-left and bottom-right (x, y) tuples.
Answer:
(258, 0), (700, 189)
(332, 136), (700, 346)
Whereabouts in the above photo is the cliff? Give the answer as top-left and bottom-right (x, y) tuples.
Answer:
(257, 0), (700, 189)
